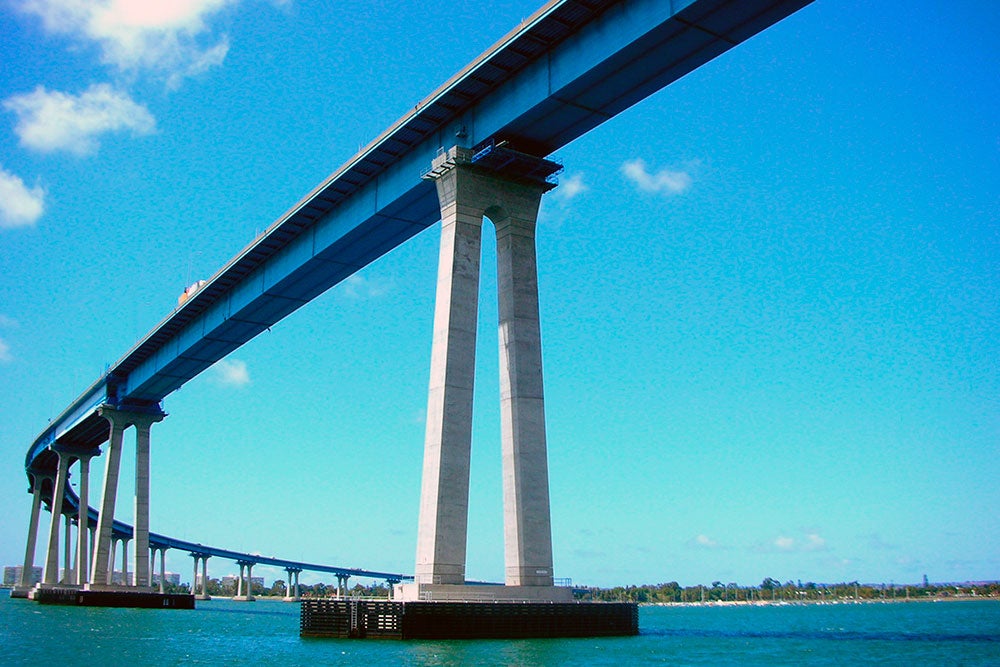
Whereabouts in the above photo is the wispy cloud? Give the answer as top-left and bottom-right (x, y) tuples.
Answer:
(753, 531), (829, 553)
(0, 167), (45, 228)
(212, 358), (250, 387)
(553, 172), (587, 202)
(0, 338), (12, 363)
(4, 84), (155, 156)
(18, 0), (234, 82)
(341, 274), (391, 300)
(621, 158), (693, 195)
(687, 534), (725, 550)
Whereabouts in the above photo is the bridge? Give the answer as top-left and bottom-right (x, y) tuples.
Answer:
(12, 0), (812, 603)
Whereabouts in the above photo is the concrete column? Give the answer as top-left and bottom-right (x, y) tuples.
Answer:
(42, 450), (70, 585)
(409, 146), (560, 599)
(131, 414), (163, 589)
(74, 450), (99, 586)
(90, 407), (128, 586)
(246, 563), (255, 600)
(120, 538), (129, 585)
(494, 208), (554, 587)
(201, 556), (209, 598)
(415, 152), (484, 585)
(236, 563), (244, 597)
(108, 537), (118, 582)
(283, 568), (302, 600)
(62, 513), (72, 583)
(19, 480), (46, 588)
(158, 548), (167, 593)
(192, 556), (199, 595)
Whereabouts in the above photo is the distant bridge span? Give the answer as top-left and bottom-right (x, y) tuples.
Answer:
(16, 0), (812, 595)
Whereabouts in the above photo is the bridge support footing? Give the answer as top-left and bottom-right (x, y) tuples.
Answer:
(29, 587), (194, 609)
(300, 599), (638, 639)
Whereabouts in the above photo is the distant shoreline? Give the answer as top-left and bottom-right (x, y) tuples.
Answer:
(646, 596), (1000, 607)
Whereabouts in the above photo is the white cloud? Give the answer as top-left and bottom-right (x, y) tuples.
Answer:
(690, 534), (721, 549)
(341, 274), (390, 300)
(0, 167), (45, 227)
(0, 338), (11, 363)
(760, 532), (829, 553)
(554, 173), (587, 201)
(0, 315), (19, 328)
(213, 358), (250, 387)
(803, 533), (827, 552)
(4, 84), (155, 156)
(621, 158), (692, 195)
(774, 535), (796, 551)
(19, 0), (233, 79)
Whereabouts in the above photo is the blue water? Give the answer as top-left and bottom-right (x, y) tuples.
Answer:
(2, 595), (998, 665)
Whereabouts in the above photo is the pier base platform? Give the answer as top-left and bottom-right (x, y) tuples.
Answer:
(300, 599), (638, 639)
(30, 586), (194, 609)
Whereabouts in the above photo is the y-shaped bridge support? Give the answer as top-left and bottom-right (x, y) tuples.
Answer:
(402, 145), (570, 602)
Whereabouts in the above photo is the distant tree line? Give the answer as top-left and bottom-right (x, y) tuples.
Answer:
(575, 579), (1000, 604)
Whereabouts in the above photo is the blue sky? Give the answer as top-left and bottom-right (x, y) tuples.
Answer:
(0, 0), (996, 590)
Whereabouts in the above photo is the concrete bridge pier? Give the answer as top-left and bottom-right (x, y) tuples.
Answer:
(403, 145), (569, 603)
(335, 573), (350, 598)
(131, 415), (161, 588)
(150, 547), (168, 593)
(11, 477), (47, 597)
(61, 512), (73, 584)
(117, 536), (131, 586)
(190, 553), (211, 599)
(74, 449), (99, 586)
(87, 405), (164, 590)
(41, 448), (70, 586)
(89, 407), (127, 587)
(234, 560), (256, 601)
(284, 567), (301, 601)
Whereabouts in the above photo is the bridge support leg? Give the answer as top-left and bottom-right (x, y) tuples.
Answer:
(235, 560), (255, 601)
(189, 554), (211, 599)
(495, 207), (554, 587)
(120, 537), (130, 585)
(89, 407), (128, 587)
(62, 512), (72, 583)
(201, 556), (210, 598)
(74, 450), (98, 586)
(42, 450), (70, 585)
(152, 547), (167, 593)
(406, 146), (563, 602)
(414, 159), (483, 586)
(12, 480), (46, 595)
(284, 567), (301, 601)
(131, 415), (163, 589)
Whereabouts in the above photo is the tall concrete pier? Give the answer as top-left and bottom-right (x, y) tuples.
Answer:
(403, 144), (567, 602)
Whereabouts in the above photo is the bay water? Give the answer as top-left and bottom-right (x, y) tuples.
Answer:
(2, 594), (998, 665)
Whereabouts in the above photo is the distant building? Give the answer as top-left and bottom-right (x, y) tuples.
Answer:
(3, 566), (42, 586)
(152, 572), (181, 586)
(221, 575), (265, 588)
